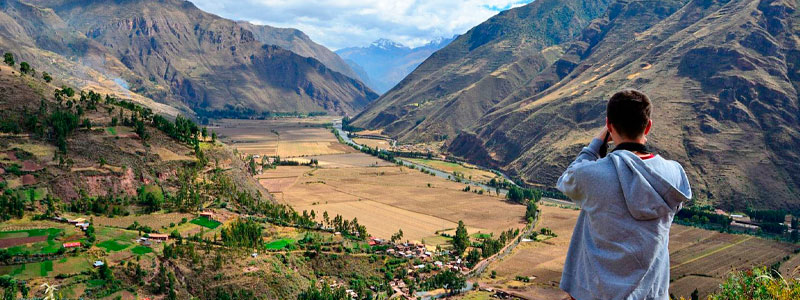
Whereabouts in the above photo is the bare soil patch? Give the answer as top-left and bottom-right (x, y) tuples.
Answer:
(0, 235), (48, 248)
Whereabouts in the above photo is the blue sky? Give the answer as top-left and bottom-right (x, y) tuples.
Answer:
(189, 0), (535, 50)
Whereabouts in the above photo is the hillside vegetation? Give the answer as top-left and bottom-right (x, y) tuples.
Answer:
(353, 0), (800, 210)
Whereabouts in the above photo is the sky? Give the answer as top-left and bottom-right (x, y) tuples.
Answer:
(189, 0), (534, 50)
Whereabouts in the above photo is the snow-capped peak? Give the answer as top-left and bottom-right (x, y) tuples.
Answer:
(371, 38), (404, 49)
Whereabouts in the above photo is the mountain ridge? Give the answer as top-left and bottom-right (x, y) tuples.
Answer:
(336, 36), (455, 94)
(353, 0), (800, 210)
(0, 0), (377, 117)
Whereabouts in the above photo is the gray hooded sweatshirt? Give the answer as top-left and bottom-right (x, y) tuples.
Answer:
(557, 138), (692, 300)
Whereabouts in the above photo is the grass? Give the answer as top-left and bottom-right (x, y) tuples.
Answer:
(15, 187), (47, 201)
(106, 127), (117, 135)
(141, 185), (164, 203)
(472, 233), (491, 239)
(87, 279), (106, 288)
(265, 238), (295, 250)
(40, 260), (53, 276)
(459, 291), (493, 300)
(190, 217), (221, 229)
(0, 228), (61, 239)
(131, 246), (153, 255)
(97, 240), (129, 252)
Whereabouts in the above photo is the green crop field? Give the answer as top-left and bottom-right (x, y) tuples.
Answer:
(190, 217), (221, 229)
(40, 260), (53, 276)
(132, 246), (153, 255)
(2, 260), (54, 279)
(265, 238), (295, 250)
(97, 240), (129, 252)
(0, 228), (61, 239)
(15, 187), (47, 201)
(106, 127), (117, 135)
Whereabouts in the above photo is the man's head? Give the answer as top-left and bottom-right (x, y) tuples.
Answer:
(606, 89), (652, 143)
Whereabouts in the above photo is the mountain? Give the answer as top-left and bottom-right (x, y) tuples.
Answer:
(351, 0), (611, 141)
(235, 21), (362, 81)
(0, 0), (377, 117)
(354, 0), (800, 210)
(336, 37), (454, 94)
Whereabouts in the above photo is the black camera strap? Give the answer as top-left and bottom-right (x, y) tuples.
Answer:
(612, 142), (651, 154)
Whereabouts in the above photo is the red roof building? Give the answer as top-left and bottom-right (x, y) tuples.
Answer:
(63, 242), (81, 248)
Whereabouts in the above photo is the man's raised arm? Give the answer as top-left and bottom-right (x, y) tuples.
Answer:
(556, 128), (608, 203)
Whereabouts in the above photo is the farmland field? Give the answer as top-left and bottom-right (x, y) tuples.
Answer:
(97, 239), (130, 252)
(212, 118), (355, 157)
(0, 228), (65, 255)
(265, 238), (296, 250)
(239, 118), (528, 245)
(352, 138), (391, 150)
(404, 158), (499, 182)
(132, 246), (153, 255)
(92, 212), (194, 229)
(190, 217), (221, 229)
(480, 205), (800, 299)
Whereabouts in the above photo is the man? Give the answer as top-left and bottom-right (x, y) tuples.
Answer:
(557, 90), (692, 300)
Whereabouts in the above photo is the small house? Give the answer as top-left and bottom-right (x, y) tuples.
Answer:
(93, 261), (105, 268)
(200, 211), (214, 218)
(68, 218), (87, 224)
(148, 233), (169, 241)
(75, 223), (90, 231)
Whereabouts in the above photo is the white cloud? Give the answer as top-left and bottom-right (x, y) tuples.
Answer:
(189, 0), (534, 50)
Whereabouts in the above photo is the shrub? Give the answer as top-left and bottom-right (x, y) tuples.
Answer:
(19, 62), (30, 74)
(707, 267), (800, 300)
(3, 53), (14, 66)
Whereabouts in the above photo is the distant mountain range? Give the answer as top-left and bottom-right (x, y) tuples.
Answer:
(336, 37), (454, 94)
(0, 0), (376, 117)
(352, 0), (800, 210)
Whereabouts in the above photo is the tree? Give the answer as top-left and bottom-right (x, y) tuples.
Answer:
(85, 224), (96, 243)
(42, 72), (52, 83)
(691, 288), (699, 300)
(3, 283), (16, 300)
(19, 62), (30, 75)
(3, 53), (13, 66)
(466, 248), (481, 267)
(82, 118), (92, 130)
(211, 131), (217, 142)
(453, 220), (469, 255)
(391, 229), (404, 243)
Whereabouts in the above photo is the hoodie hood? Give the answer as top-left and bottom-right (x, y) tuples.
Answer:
(610, 151), (692, 220)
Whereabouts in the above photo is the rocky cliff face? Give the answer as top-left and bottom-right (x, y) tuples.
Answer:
(357, 0), (800, 210)
(0, 0), (377, 116)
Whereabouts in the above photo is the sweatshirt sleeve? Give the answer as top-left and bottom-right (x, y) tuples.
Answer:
(557, 138), (604, 205)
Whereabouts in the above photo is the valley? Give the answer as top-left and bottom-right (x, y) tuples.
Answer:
(225, 118), (800, 299)
(217, 118), (528, 245)
(0, 0), (799, 299)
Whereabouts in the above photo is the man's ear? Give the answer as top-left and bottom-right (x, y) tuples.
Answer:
(644, 120), (652, 135)
(606, 118), (612, 134)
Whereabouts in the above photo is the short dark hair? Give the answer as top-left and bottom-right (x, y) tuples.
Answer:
(607, 89), (651, 139)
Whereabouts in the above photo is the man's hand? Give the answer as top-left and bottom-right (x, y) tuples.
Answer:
(594, 126), (609, 142)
